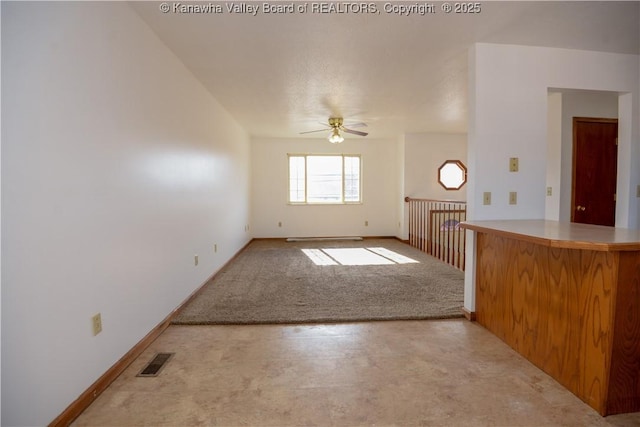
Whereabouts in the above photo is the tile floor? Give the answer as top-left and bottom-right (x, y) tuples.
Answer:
(73, 320), (640, 426)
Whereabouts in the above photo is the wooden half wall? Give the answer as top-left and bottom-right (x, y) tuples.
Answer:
(465, 220), (640, 416)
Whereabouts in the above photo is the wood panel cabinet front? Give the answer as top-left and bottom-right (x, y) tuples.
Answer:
(475, 232), (639, 416)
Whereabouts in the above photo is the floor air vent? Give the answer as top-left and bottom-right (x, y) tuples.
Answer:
(136, 352), (174, 377)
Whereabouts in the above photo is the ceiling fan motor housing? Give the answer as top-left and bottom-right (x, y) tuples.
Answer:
(328, 117), (343, 128)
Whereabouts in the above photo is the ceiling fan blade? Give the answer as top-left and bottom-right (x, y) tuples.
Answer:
(342, 128), (368, 137)
(345, 122), (367, 129)
(300, 128), (330, 134)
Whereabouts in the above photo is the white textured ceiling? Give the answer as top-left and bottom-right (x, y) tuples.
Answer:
(131, 1), (639, 138)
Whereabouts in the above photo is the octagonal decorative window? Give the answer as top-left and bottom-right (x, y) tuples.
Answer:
(438, 160), (467, 190)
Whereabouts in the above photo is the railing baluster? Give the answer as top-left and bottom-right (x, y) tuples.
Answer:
(422, 201), (427, 252)
(427, 202), (431, 255)
(438, 201), (443, 261)
(410, 200), (415, 247)
(455, 206), (460, 268)
(450, 204), (454, 266)
(417, 201), (421, 251)
(418, 201), (421, 250)
(411, 200), (415, 247)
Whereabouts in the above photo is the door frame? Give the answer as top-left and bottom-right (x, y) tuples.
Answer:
(570, 117), (618, 224)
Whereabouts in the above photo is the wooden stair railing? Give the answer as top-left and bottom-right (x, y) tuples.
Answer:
(404, 197), (467, 270)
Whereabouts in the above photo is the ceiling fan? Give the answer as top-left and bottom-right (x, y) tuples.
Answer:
(300, 117), (368, 143)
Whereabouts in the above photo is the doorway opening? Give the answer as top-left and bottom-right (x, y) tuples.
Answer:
(546, 89), (620, 225)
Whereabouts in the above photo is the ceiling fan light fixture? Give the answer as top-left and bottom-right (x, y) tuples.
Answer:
(328, 128), (344, 144)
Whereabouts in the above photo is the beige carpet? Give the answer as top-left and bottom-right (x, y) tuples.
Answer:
(172, 238), (464, 325)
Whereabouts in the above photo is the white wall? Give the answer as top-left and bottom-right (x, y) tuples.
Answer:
(404, 133), (467, 201)
(400, 133), (467, 240)
(465, 43), (640, 312)
(545, 92), (562, 220)
(1, 3), (250, 426)
(251, 137), (397, 238)
(396, 134), (406, 239)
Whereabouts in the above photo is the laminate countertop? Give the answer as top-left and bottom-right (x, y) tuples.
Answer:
(461, 219), (640, 251)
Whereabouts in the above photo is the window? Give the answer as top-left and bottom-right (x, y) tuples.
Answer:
(437, 160), (467, 190)
(288, 154), (361, 204)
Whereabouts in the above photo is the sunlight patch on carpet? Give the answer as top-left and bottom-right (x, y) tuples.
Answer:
(368, 247), (419, 264)
(323, 248), (394, 265)
(302, 247), (419, 266)
(301, 249), (338, 265)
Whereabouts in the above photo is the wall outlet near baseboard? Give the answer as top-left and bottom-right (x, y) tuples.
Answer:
(547, 187), (552, 196)
(365, 220), (368, 226)
(214, 244), (217, 253)
(509, 157), (519, 172)
(509, 192), (517, 205)
(637, 185), (640, 198)
(194, 255), (199, 266)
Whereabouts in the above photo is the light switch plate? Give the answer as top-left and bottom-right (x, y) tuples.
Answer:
(509, 192), (517, 205)
(483, 192), (491, 205)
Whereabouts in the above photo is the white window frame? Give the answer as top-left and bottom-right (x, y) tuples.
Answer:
(287, 154), (362, 205)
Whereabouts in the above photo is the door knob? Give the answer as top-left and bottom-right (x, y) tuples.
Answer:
(576, 205), (586, 211)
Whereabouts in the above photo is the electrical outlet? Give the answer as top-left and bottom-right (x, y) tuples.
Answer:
(214, 244), (217, 253)
(194, 255), (199, 266)
(278, 221), (282, 227)
(92, 313), (102, 336)
(365, 220), (369, 226)
(483, 192), (491, 205)
(509, 191), (518, 205)
(547, 187), (552, 196)
(637, 185), (640, 198)
(509, 157), (519, 172)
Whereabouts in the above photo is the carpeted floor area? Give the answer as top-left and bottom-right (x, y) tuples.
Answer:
(172, 238), (464, 325)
